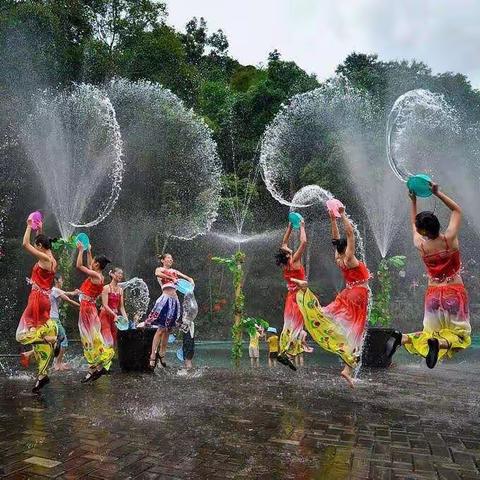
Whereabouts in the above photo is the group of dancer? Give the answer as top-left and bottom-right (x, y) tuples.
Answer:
(275, 184), (471, 387)
(15, 182), (472, 392)
(16, 216), (194, 393)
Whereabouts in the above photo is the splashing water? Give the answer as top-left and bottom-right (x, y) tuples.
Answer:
(386, 88), (480, 238)
(289, 185), (366, 262)
(104, 206), (152, 275)
(182, 291), (198, 326)
(104, 78), (222, 241)
(260, 79), (374, 207)
(387, 89), (461, 182)
(119, 277), (150, 321)
(259, 78), (399, 257)
(20, 84), (124, 237)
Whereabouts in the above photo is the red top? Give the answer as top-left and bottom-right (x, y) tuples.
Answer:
(283, 264), (306, 291)
(159, 268), (178, 290)
(341, 261), (371, 287)
(421, 236), (461, 282)
(107, 289), (121, 313)
(80, 277), (104, 299)
(31, 263), (55, 291)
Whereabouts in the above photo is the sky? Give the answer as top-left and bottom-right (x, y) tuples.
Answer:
(166, 0), (480, 87)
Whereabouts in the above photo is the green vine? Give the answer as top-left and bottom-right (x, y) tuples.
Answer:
(369, 255), (406, 327)
(212, 251), (247, 364)
(51, 236), (77, 318)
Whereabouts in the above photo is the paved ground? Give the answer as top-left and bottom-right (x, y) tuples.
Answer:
(0, 346), (480, 480)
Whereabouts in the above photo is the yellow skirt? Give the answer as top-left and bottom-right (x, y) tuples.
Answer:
(405, 284), (471, 361)
(17, 319), (58, 376)
(297, 288), (358, 367)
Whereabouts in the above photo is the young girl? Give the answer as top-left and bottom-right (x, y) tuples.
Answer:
(297, 207), (371, 388)
(386, 184), (470, 367)
(274, 219), (307, 371)
(16, 220), (58, 393)
(144, 253), (194, 370)
(76, 243), (115, 382)
(99, 267), (128, 349)
(51, 273), (79, 370)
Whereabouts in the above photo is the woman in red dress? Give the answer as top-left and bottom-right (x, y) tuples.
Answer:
(76, 243), (115, 383)
(297, 206), (371, 388)
(386, 184), (470, 368)
(99, 267), (128, 348)
(275, 218), (307, 371)
(16, 220), (58, 393)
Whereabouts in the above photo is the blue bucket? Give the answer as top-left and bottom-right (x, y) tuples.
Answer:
(176, 279), (194, 295)
(288, 212), (303, 230)
(75, 232), (90, 250)
(407, 174), (432, 198)
(115, 315), (129, 331)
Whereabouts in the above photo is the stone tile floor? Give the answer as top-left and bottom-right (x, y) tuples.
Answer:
(0, 355), (480, 479)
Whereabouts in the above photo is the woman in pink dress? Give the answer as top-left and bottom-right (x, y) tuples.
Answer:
(99, 267), (128, 348)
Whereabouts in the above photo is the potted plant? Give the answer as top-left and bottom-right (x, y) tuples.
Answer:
(361, 255), (406, 368)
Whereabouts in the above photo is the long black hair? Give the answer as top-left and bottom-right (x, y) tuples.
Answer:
(94, 255), (111, 270)
(34, 234), (57, 250)
(275, 249), (290, 266)
(415, 211), (440, 238)
(332, 238), (347, 254)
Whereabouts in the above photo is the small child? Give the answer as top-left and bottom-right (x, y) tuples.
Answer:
(266, 329), (279, 368)
(248, 326), (263, 367)
(50, 273), (80, 370)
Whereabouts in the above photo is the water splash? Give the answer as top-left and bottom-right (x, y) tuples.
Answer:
(260, 79), (373, 207)
(119, 277), (150, 321)
(289, 185), (366, 262)
(386, 88), (480, 237)
(104, 78), (222, 241)
(20, 84), (124, 237)
(259, 78), (399, 257)
(387, 89), (461, 182)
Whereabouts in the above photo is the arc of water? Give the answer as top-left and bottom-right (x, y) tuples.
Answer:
(69, 96), (124, 228)
(386, 103), (407, 182)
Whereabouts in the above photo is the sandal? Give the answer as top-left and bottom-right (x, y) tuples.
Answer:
(157, 354), (168, 368)
(426, 338), (439, 369)
(385, 330), (402, 358)
(32, 376), (50, 394)
(148, 356), (157, 371)
(277, 354), (297, 371)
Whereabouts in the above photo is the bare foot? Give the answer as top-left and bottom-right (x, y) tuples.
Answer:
(43, 335), (57, 344)
(340, 368), (355, 389)
(60, 363), (71, 371)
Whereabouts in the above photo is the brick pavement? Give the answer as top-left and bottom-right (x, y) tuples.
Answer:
(0, 357), (480, 479)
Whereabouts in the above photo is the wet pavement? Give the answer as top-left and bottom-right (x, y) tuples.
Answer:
(1, 344), (480, 480)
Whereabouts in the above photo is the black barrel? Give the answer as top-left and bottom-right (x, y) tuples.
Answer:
(361, 327), (396, 368)
(117, 328), (156, 372)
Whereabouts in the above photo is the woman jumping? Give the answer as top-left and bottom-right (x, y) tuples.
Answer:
(76, 243), (115, 383)
(275, 218), (307, 371)
(296, 206), (371, 388)
(386, 184), (471, 367)
(16, 220), (58, 393)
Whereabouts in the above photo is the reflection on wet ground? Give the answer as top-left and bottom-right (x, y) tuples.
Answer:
(1, 342), (480, 479)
